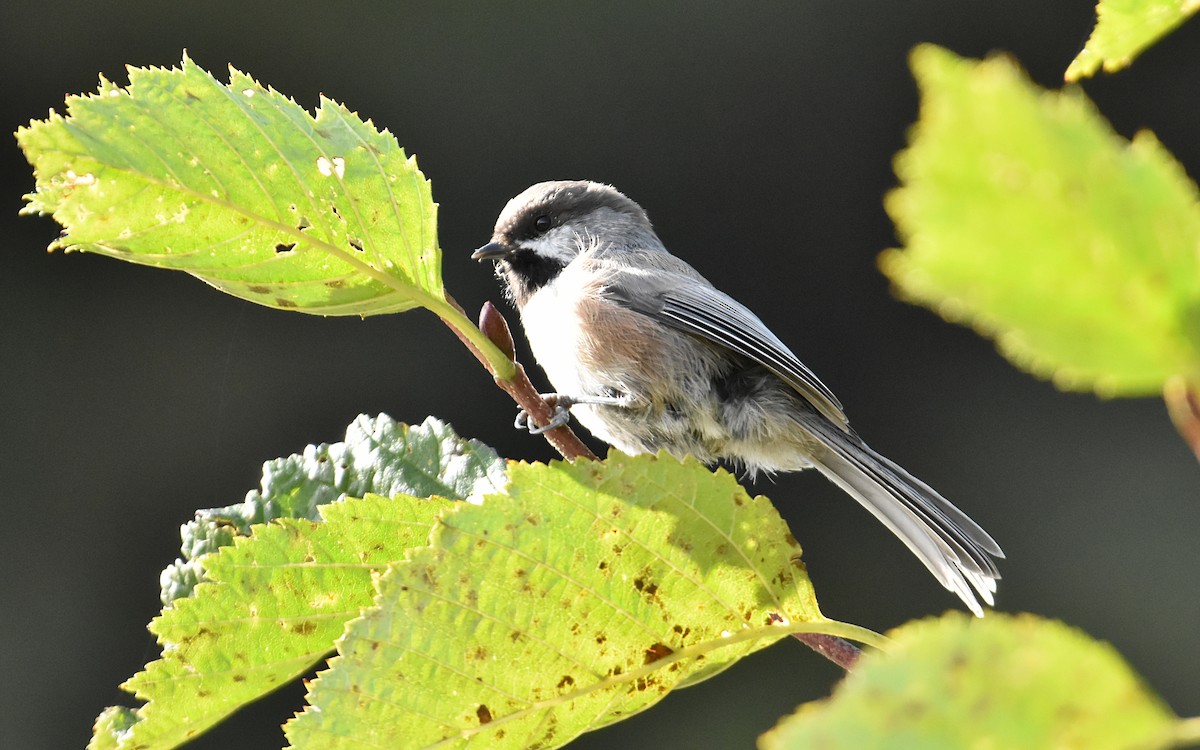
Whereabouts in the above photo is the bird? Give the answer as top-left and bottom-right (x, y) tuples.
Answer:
(472, 180), (1002, 616)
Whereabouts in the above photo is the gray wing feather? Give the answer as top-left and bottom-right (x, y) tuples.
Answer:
(608, 272), (849, 427)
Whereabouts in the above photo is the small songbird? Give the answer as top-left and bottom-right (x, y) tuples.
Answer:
(473, 180), (1002, 615)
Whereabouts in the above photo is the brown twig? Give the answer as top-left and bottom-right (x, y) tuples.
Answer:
(791, 633), (861, 671)
(441, 294), (860, 671)
(439, 295), (597, 461)
(1164, 375), (1200, 464)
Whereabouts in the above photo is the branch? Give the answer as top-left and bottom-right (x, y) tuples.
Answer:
(440, 295), (597, 461)
(791, 633), (861, 671)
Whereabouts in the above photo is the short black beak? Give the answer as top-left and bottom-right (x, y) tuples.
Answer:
(471, 242), (511, 261)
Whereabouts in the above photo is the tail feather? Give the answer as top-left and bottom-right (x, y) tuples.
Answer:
(802, 417), (1003, 617)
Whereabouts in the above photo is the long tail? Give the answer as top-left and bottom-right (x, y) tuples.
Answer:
(802, 415), (1004, 616)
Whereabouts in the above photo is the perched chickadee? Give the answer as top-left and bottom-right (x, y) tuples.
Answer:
(473, 180), (1002, 615)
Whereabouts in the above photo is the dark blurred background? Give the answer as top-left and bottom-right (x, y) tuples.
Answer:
(3, 2), (1197, 748)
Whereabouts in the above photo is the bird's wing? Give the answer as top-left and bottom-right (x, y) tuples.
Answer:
(606, 266), (849, 428)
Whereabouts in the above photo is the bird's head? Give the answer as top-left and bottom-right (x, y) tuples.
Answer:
(472, 180), (655, 306)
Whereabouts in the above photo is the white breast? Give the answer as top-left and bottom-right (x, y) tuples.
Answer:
(518, 265), (592, 398)
(516, 262), (646, 451)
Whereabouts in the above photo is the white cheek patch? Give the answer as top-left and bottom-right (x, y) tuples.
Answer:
(523, 227), (593, 264)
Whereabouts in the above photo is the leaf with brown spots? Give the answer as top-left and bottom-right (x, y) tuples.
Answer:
(89, 493), (452, 750)
(287, 451), (869, 749)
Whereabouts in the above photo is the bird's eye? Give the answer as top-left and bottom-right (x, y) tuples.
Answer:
(533, 215), (553, 234)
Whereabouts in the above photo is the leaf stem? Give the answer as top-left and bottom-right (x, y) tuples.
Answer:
(1164, 715), (1200, 749)
(435, 295), (598, 462)
(786, 619), (888, 652)
(427, 292), (516, 379)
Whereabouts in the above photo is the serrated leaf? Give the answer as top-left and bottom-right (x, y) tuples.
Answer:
(161, 414), (505, 602)
(90, 707), (137, 750)
(882, 45), (1200, 396)
(91, 493), (454, 750)
(285, 452), (861, 750)
(760, 612), (1179, 750)
(1067, 0), (1199, 80)
(17, 55), (441, 315)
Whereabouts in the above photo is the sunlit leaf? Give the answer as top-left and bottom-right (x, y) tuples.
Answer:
(90, 493), (453, 750)
(882, 45), (1200, 396)
(18, 55), (441, 315)
(761, 612), (1179, 750)
(160, 415), (505, 603)
(1067, 0), (1200, 80)
(285, 452), (861, 750)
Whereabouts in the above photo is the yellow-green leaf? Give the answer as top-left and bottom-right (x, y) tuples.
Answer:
(18, 55), (441, 316)
(286, 452), (870, 750)
(882, 45), (1200, 396)
(161, 415), (505, 603)
(761, 612), (1180, 750)
(1067, 0), (1200, 80)
(89, 494), (453, 750)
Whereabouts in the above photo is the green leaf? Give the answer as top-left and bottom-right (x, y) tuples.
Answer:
(160, 414), (505, 603)
(90, 493), (454, 750)
(17, 55), (441, 316)
(1067, 0), (1200, 80)
(90, 707), (137, 750)
(285, 452), (868, 750)
(760, 612), (1179, 750)
(882, 45), (1200, 396)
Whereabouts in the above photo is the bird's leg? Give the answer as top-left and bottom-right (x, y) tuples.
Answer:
(515, 393), (634, 435)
